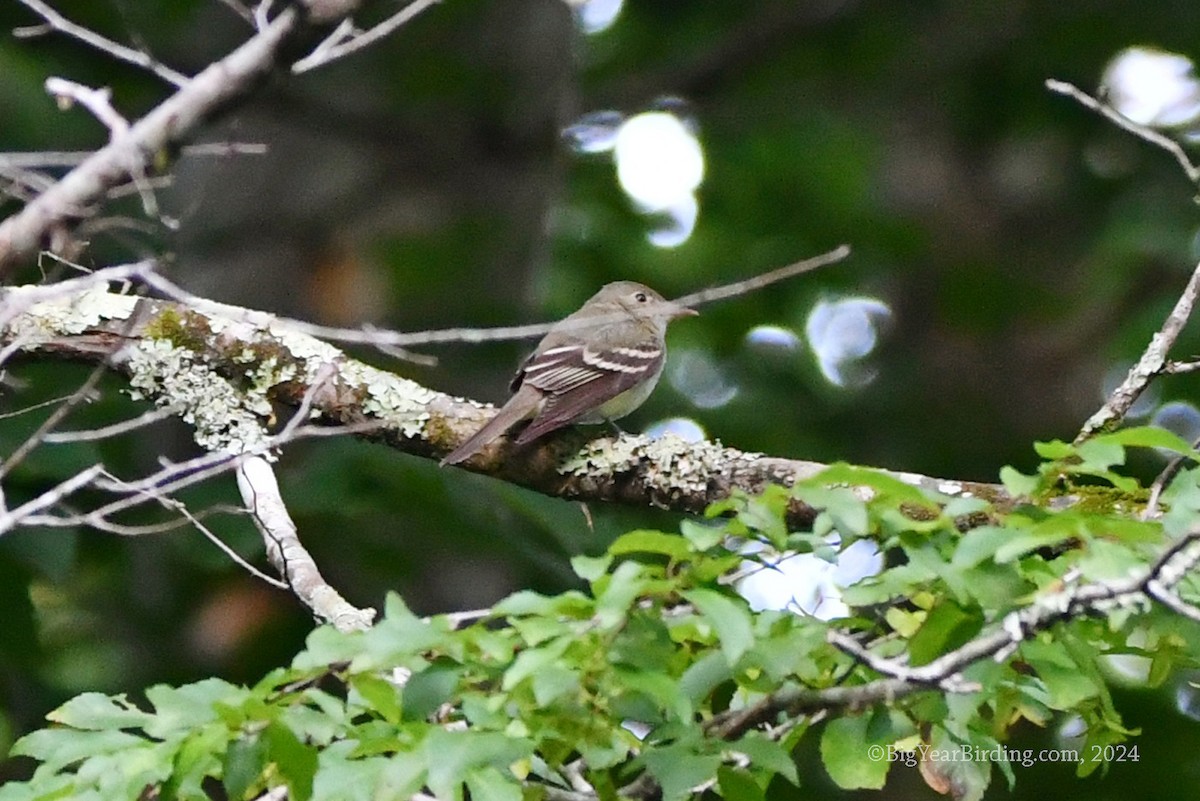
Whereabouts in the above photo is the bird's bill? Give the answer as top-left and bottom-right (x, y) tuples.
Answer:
(662, 300), (699, 319)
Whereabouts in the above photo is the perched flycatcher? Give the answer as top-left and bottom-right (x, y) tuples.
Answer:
(441, 281), (697, 466)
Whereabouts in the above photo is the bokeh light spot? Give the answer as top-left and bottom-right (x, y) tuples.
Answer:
(615, 111), (705, 212)
(644, 417), (706, 443)
(1151, 400), (1200, 445)
(573, 0), (624, 34)
(1101, 46), (1200, 128)
(745, 324), (802, 352)
(561, 109), (624, 154)
(738, 539), (882, 620)
(805, 296), (892, 388)
(667, 349), (738, 409)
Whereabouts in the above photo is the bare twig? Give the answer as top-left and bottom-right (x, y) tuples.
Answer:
(44, 78), (130, 137)
(292, 0), (442, 74)
(0, 464), (104, 535)
(673, 244), (851, 308)
(0, 143), (267, 170)
(1047, 79), (1200, 442)
(0, 361), (107, 477)
(1143, 430), (1200, 518)
(14, 0), (189, 87)
(0, 7), (308, 274)
(1162, 360), (1200, 374)
(270, 245), (851, 351)
(1045, 78), (1200, 184)
(42, 406), (178, 443)
(1076, 259), (1200, 441)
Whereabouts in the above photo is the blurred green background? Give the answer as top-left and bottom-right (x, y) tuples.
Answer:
(2, 0), (1200, 795)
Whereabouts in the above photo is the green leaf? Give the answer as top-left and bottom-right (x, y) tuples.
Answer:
(885, 607), (925, 638)
(595, 560), (653, 628)
(1102, 425), (1198, 455)
(678, 650), (733, 704)
(919, 725), (991, 801)
(999, 465), (1039, 497)
(735, 486), (790, 547)
(312, 744), (400, 801)
(423, 730), (532, 801)
(571, 553), (612, 581)
(169, 723), (226, 800)
(734, 730), (800, 785)
(1033, 439), (1075, 460)
(10, 727), (148, 773)
(820, 716), (888, 790)
(46, 692), (151, 731)
(943, 495), (991, 518)
(952, 526), (1013, 568)
(465, 766), (523, 801)
(1020, 638), (1098, 709)
(350, 674), (402, 724)
(223, 734), (267, 800)
(807, 463), (936, 505)
(264, 720), (318, 801)
(502, 635), (571, 691)
(614, 667), (691, 723)
(1075, 438), (1125, 471)
(993, 528), (1073, 564)
(492, 589), (556, 616)
(530, 665), (580, 707)
(610, 529), (693, 560)
(402, 662), (463, 722)
(680, 519), (726, 550)
(793, 484), (870, 538)
(684, 589), (754, 665)
(1076, 539), (1144, 583)
(717, 766), (764, 801)
(642, 742), (723, 801)
(908, 600), (983, 666)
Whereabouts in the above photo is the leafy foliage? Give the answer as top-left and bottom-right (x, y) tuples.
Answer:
(4, 430), (1199, 800)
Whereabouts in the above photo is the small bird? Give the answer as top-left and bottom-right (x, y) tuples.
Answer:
(441, 281), (697, 466)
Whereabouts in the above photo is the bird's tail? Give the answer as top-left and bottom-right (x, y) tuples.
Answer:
(440, 388), (540, 466)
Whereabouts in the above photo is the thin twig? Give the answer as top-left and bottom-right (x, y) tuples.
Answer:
(1143, 430), (1200, 518)
(1075, 259), (1200, 442)
(1045, 78), (1200, 184)
(291, 0), (442, 74)
(0, 143), (267, 169)
(14, 0), (189, 87)
(819, 525), (1200, 699)
(0, 361), (108, 477)
(261, 245), (852, 351)
(0, 7), (303, 273)
(1162, 359), (1200, 374)
(0, 464), (104, 535)
(42, 406), (178, 443)
(159, 492), (288, 588)
(44, 78), (129, 137)
(673, 244), (851, 308)
(1047, 78), (1200, 442)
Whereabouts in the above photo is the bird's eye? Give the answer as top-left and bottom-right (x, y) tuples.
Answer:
(634, 292), (648, 302)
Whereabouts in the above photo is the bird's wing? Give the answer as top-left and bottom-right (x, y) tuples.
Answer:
(512, 342), (663, 444)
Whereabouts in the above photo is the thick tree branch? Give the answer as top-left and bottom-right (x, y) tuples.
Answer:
(0, 275), (1004, 526)
(0, 0), (445, 275)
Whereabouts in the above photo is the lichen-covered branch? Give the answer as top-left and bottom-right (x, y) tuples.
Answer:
(0, 278), (1006, 524)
